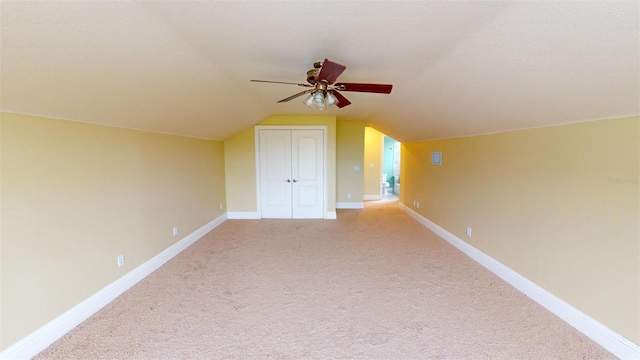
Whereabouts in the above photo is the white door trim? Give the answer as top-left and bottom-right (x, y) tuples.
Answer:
(255, 125), (328, 219)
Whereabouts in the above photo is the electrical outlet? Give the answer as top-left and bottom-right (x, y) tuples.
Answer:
(173, 226), (178, 236)
(416, 202), (420, 209)
(117, 254), (125, 268)
(413, 200), (416, 206)
(467, 227), (472, 237)
(370, 163), (375, 168)
(347, 192), (352, 199)
(352, 165), (360, 171)
(219, 203), (223, 210)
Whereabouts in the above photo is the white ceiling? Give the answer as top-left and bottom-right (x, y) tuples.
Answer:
(1, 1), (638, 142)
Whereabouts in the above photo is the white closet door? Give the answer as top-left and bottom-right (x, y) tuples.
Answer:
(259, 130), (292, 219)
(291, 130), (324, 219)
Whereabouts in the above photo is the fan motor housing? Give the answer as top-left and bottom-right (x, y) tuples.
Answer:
(306, 69), (319, 85)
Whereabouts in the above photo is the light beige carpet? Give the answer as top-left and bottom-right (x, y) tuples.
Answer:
(36, 200), (613, 359)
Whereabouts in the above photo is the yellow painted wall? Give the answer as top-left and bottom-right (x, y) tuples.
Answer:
(336, 120), (365, 203)
(364, 127), (383, 198)
(224, 126), (257, 212)
(0, 113), (226, 350)
(224, 115), (337, 214)
(401, 116), (640, 344)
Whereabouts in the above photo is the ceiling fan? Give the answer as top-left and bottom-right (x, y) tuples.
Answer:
(250, 59), (393, 110)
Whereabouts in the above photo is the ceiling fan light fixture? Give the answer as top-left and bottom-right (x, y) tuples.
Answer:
(304, 90), (339, 111)
(326, 92), (339, 106)
(304, 93), (315, 107)
(313, 90), (325, 104)
(303, 90), (323, 110)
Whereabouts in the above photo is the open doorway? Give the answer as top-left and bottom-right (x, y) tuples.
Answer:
(382, 135), (400, 200)
(363, 127), (400, 202)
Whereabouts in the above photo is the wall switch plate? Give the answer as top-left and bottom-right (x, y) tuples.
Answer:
(347, 192), (352, 199)
(370, 163), (375, 168)
(173, 227), (178, 236)
(117, 254), (125, 268)
(416, 202), (420, 209)
(219, 203), (223, 210)
(352, 165), (360, 171)
(467, 227), (472, 237)
(413, 200), (416, 206)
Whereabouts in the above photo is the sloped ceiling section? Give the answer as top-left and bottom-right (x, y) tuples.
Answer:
(1, 1), (638, 142)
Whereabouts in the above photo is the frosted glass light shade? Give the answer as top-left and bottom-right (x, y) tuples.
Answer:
(304, 90), (339, 110)
(326, 92), (338, 106)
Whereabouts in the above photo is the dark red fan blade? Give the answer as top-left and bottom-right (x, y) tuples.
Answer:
(335, 83), (393, 94)
(331, 90), (351, 108)
(277, 89), (313, 103)
(317, 59), (346, 85)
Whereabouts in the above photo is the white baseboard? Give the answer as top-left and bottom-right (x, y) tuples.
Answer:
(336, 202), (364, 209)
(325, 211), (337, 219)
(227, 212), (259, 219)
(399, 203), (640, 360)
(0, 214), (227, 360)
(363, 195), (380, 200)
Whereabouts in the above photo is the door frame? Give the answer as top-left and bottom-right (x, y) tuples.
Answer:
(254, 125), (328, 219)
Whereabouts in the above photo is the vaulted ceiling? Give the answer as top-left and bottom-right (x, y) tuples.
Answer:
(1, 1), (638, 143)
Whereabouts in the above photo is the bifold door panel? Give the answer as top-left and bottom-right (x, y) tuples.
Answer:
(259, 129), (324, 219)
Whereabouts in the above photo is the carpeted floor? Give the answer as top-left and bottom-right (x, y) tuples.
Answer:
(36, 200), (613, 359)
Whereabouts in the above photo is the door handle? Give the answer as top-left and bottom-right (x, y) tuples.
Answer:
(285, 179), (291, 182)
(292, 179), (298, 182)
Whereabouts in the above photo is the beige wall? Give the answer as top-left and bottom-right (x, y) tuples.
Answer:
(401, 116), (640, 344)
(224, 126), (257, 212)
(364, 126), (383, 197)
(336, 120), (365, 203)
(225, 115), (337, 214)
(0, 113), (226, 350)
